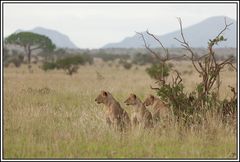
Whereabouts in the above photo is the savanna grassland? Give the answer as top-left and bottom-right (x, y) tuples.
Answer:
(3, 61), (237, 159)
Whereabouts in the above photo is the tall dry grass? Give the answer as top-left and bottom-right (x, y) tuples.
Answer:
(3, 62), (237, 158)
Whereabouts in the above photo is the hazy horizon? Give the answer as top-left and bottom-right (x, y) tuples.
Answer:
(3, 3), (237, 49)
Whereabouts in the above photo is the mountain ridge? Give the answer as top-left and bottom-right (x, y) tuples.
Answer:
(102, 16), (236, 48)
(15, 27), (79, 49)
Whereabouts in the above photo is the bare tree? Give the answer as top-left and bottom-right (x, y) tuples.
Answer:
(138, 17), (236, 112)
(174, 17), (236, 100)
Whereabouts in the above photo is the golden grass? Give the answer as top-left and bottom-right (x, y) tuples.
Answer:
(3, 62), (237, 159)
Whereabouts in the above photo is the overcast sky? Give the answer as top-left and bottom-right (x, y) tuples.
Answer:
(3, 3), (237, 49)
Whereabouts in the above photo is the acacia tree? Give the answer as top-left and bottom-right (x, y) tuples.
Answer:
(5, 32), (56, 70)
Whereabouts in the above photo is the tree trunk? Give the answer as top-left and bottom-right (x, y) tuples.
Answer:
(27, 45), (32, 72)
(216, 74), (220, 99)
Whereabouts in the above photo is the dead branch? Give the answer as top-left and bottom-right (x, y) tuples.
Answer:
(227, 62), (237, 70)
(136, 32), (162, 61)
(146, 30), (169, 58)
(174, 17), (202, 74)
(216, 17), (233, 38)
(137, 31), (185, 62)
(175, 70), (182, 85)
(228, 85), (236, 102)
(219, 56), (235, 68)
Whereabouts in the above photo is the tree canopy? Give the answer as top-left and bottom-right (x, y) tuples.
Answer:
(5, 32), (56, 52)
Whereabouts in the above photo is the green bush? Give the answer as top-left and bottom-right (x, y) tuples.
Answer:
(146, 63), (171, 80)
(122, 62), (132, 70)
(81, 53), (94, 65)
(94, 53), (130, 62)
(3, 47), (10, 60)
(55, 55), (85, 75)
(119, 59), (132, 70)
(219, 98), (236, 123)
(41, 55), (91, 75)
(157, 84), (194, 117)
(155, 81), (236, 125)
(4, 54), (24, 67)
(132, 53), (157, 65)
(41, 62), (57, 71)
(56, 55), (84, 68)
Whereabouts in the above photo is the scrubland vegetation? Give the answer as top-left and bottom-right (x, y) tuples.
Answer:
(3, 59), (236, 158)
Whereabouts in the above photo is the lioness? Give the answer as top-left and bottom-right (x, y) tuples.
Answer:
(95, 90), (130, 131)
(143, 94), (170, 122)
(124, 93), (153, 129)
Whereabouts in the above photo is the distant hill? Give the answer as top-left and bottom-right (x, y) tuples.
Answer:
(15, 27), (79, 49)
(103, 16), (236, 48)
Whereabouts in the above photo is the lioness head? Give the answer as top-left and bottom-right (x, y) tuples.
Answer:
(143, 94), (155, 106)
(124, 93), (138, 106)
(95, 90), (108, 104)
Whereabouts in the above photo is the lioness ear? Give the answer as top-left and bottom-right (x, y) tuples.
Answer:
(150, 95), (154, 100)
(103, 91), (108, 97)
(132, 94), (136, 99)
